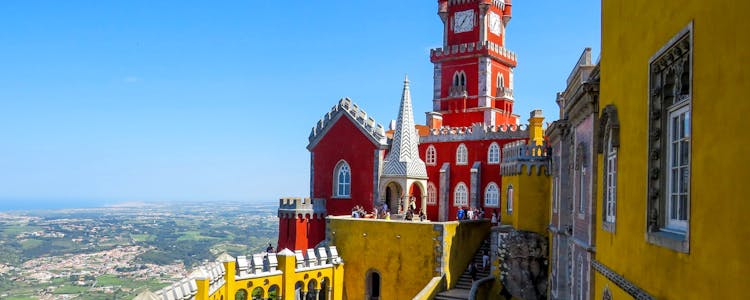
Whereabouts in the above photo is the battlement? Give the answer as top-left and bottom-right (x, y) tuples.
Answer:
(308, 97), (387, 148)
(420, 123), (528, 143)
(430, 41), (517, 65)
(501, 140), (550, 175)
(447, 0), (509, 10)
(141, 246), (344, 300)
(278, 197), (327, 219)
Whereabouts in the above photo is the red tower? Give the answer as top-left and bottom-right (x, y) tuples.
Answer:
(429, 0), (518, 128)
(276, 197), (327, 251)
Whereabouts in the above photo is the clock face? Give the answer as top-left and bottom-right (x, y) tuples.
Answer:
(489, 12), (502, 35)
(453, 9), (475, 33)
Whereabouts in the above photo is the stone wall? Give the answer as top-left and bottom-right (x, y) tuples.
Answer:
(497, 229), (548, 300)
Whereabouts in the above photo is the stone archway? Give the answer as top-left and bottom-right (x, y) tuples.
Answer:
(408, 181), (426, 215)
(383, 182), (403, 214)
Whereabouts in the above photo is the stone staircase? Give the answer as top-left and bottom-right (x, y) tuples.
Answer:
(434, 238), (491, 300)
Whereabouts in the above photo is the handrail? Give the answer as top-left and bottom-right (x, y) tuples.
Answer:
(468, 275), (495, 300)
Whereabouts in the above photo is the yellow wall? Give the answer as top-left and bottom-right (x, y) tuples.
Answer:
(327, 217), (490, 300)
(501, 165), (550, 234)
(192, 254), (343, 300)
(597, 0), (750, 298)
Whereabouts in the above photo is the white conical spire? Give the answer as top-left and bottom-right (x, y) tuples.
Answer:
(382, 75), (427, 178)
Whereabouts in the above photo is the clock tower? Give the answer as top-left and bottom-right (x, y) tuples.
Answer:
(429, 0), (518, 128)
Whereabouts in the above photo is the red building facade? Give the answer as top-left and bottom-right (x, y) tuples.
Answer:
(277, 0), (545, 251)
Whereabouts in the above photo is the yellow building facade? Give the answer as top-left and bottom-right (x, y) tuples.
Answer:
(594, 0), (750, 299)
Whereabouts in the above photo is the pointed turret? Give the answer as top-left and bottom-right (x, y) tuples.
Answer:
(382, 75), (427, 178)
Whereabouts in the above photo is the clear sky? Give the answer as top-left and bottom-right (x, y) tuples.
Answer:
(0, 1), (600, 205)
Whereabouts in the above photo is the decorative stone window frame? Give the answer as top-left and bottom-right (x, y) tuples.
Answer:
(454, 182), (469, 207)
(575, 142), (587, 218)
(427, 182), (438, 205)
(646, 23), (692, 253)
(484, 182), (499, 207)
(456, 143), (469, 165)
(426, 145), (437, 166)
(333, 160), (351, 198)
(577, 254), (584, 300)
(487, 142), (501, 164)
(497, 73), (505, 89)
(599, 105), (620, 232)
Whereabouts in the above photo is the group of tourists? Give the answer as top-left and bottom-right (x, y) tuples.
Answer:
(350, 205), (368, 218)
(456, 207), (500, 225)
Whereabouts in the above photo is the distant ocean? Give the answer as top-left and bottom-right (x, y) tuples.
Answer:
(0, 199), (108, 211)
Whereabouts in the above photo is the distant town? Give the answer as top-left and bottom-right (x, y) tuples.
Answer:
(0, 202), (279, 299)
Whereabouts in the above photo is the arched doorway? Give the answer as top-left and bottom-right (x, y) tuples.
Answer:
(384, 182), (402, 214)
(408, 182), (424, 214)
(319, 278), (329, 300)
(366, 270), (381, 300)
(306, 279), (318, 300)
(295, 281), (305, 300)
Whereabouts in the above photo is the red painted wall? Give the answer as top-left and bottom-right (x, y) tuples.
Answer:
(419, 138), (526, 220)
(311, 115), (380, 216)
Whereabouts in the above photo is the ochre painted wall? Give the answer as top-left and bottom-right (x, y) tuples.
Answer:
(327, 217), (490, 299)
(596, 0), (750, 298)
(499, 165), (549, 234)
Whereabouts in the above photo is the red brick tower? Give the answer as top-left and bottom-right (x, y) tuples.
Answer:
(429, 0), (518, 128)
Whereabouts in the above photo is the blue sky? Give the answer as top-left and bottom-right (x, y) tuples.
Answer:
(0, 1), (600, 205)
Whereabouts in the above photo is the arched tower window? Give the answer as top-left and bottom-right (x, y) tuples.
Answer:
(497, 73), (505, 89)
(454, 182), (468, 206)
(456, 143), (468, 165)
(334, 161), (351, 198)
(427, 182), (437, 205)
(484, 182), (499, 207)
(426, 145), (437, 165)
(487, 142), (500, 164)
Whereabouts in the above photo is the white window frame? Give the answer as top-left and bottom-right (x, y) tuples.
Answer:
(333, 161), (351, 198)
(427, 182), (437, 205)
(487, 142), (500, 164)
(665, 105), (690, 232)
(484, 182), (499, 207)
(453, 182), (468, 206)
(426, 145), (437, 166)
(506, 184), (513, 214)
(456, 143), (468, 165)
(605, 133), (617, 224)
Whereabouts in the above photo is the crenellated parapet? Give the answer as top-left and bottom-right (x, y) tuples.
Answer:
(307, 97), (387, 150)
(138, 246), (344, 300)
(420, 123), (528, 143)
(501, 140), (550, 176)
(277, 197), (327, 219)
(430, 41), (517, 66)
(448, 0), (508, 11)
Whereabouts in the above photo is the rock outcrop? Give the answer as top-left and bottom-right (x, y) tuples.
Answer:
(497, 229), (548, 300)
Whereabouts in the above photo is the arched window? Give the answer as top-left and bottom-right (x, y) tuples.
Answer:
(334, 161), (351, 198)
(600, 104), (620, 231)
(454, 182), (468, 206)
(235, 289), (248, 300)
(484, 182), (499, 207)
(460, 72), (466, 86)
(487, 142), (500, 164)
(426, 145), (437, 165)
(456, 143), (468, 165)
(251, 287), (264, 300)
(427, 183), (437, 205)
(506, 184), (514, 214)
(497, 73), (505, 89)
